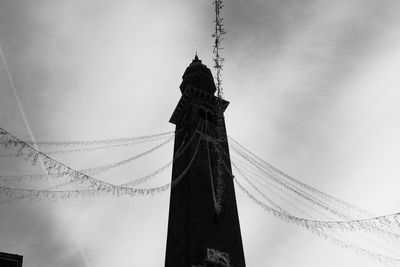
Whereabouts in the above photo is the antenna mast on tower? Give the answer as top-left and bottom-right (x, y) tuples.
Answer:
(212, 0), (226, 99)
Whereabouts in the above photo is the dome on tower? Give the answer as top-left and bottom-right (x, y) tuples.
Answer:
(179, 54), (217, 95)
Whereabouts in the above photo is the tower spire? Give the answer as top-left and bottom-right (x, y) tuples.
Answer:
(193, 52), (201, 63)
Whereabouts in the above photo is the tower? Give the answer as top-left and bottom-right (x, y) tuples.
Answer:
(165, 55), (246, 267)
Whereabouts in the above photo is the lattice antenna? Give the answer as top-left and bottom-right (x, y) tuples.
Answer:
(212, 0), (226, 99)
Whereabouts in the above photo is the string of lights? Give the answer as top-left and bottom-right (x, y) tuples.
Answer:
(232, 159), (313, 218)
(229, 141), (400, 241)
(233, 148), (400, 257)
(227, 138), (400, 259)
(0, 134), (171, 157)
(212, 137), (400, 239)
(3, 130), (176, 147)
(230, 144), (353, 219)
(234, 161), (400, 237)
(208, 138), (400, 265)
(0, 124), (204, 201)
(229, 136), (374, 218)
(124, 124), (200, 187)
(0, 136), (174, 183)
(0, 135), (189, 204)
(233, 156), (400, 257)
(232, 160), (289, 214)
(232, 156), (319, 219)
(0, 127), (150, 191)
(0, 180), (75, 205)
(233, 177), (400, 267)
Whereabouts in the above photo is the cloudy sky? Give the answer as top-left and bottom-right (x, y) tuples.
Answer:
(1, 0), (400, 266)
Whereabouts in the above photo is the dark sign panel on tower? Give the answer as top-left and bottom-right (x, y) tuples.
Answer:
(0, 252), (23, 267)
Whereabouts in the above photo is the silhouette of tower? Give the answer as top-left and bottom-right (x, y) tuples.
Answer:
(165, 55), (246, 267)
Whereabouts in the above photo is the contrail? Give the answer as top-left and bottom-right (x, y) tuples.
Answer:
(0, 44), (41, 155)
(77, 243), (91, 267)
(0, 43), (91, 267)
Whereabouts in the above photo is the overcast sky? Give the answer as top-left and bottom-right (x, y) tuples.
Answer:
(1, 0), (400, 266)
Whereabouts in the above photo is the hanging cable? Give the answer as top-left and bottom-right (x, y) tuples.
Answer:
(233, 156), (326, 218)
(210, 133), (400, 239)
(233, 158), (314, 219)
(229, 136), (374, 218)
(230, 144), (352, 219)
(0, 127), (146, 190)
(0, 130), (176, 147)
(0, 123), (205, 201)
(232, 160), (289, 214)
(233, 158), (400, 256)
(0, 135), (179, 204)
(212, 127), (352, 219)
(124, 123), (200, 187)
(0, 124), (187, 183)
(229, 140), (400, 242)
(233, 177), (400, 266)
(230, 140), (369, 219)
(0, 134), (171, 157)
(0, 136), (174, 183)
